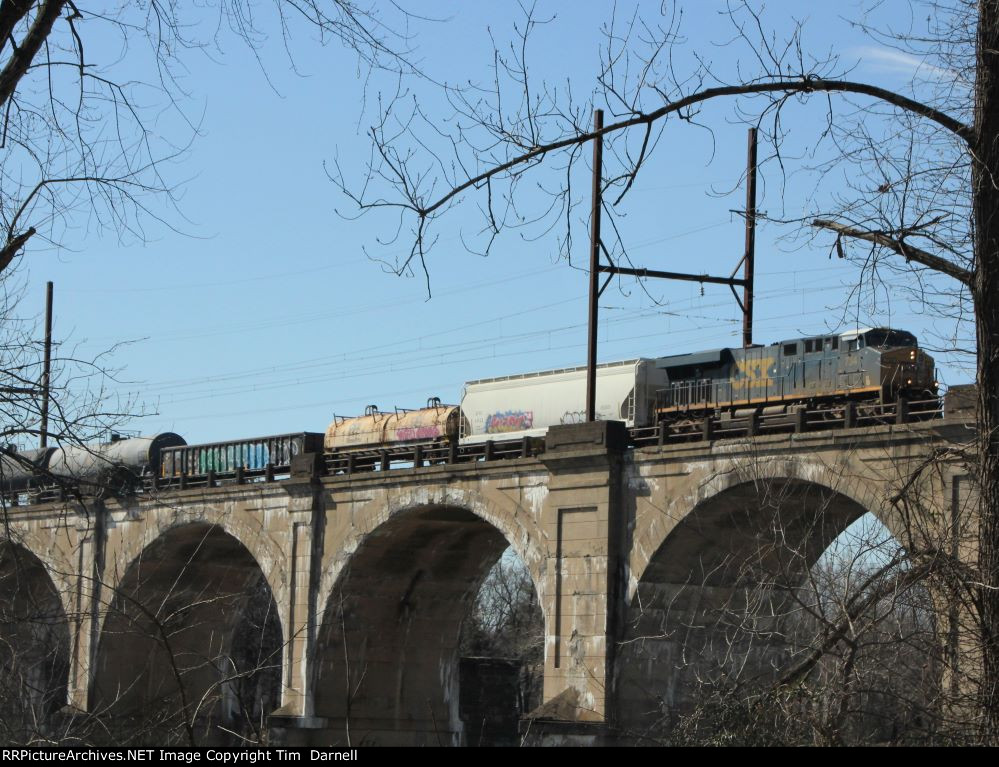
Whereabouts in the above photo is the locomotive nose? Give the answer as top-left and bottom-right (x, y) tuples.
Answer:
(881, 346), (936, 396)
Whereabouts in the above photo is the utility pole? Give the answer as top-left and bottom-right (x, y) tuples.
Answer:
(582, 125), (758, 421)
(40, 281), (52, 448)
(585, 109), (604, 422)
(742, 127), (757, 347)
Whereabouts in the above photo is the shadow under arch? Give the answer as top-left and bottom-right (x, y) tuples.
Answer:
(0, 540), (70, 743)
(615, 477), (880, 741)
(314, 503), (544, 747)
(91, 522), (283, 746)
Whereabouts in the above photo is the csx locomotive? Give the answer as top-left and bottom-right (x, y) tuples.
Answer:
(655, 327), (936, 422)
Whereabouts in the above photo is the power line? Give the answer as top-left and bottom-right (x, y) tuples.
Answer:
(114, 283), (855, 411)
(119, 271), (856, 395)
(146, 303), (837, 409)
(80, 262), (566, 344)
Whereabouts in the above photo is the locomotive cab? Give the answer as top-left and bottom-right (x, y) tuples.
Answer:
(850, 328), (936, 402)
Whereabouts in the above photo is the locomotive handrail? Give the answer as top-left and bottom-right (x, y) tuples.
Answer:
(637, 393), (944, 450)
(657, 375), (796, 411)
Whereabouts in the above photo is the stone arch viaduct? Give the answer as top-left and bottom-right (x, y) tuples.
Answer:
(0, 416), (978, 745)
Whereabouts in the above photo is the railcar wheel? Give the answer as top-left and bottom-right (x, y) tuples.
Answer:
(818, 407), (844, 423)
(657, 415), (701, 440)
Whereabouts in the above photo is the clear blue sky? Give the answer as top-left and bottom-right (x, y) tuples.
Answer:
(13, 1), (972, 446)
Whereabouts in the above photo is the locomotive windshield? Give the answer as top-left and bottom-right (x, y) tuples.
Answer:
(862, 329), (917, 349)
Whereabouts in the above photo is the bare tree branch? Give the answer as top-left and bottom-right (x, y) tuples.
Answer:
(812, 218), (974, 286)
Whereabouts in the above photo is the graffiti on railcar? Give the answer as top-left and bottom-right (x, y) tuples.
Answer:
(485, 410), (534, 434)
(560, 410), (587, 425)
(395, 425), (443, 441)
(192, 442), (274, 473)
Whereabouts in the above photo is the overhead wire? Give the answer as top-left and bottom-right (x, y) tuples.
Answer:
(147, 301), (838, 410)
(119, 264), (860, 395)
(161, 302), (839, 421)
(104, 250), (875, 423)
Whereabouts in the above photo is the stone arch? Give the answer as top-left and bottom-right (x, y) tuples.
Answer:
(91, 521), (283, 746)
(617, 466), (893, 739)
(313, 485), (547, 746)
(0, 539), (71, 742)
(1, 524), (82, 628)
(317, 484), (548, 620)
(105, 495), (292, 655)
(628, 455), (889, 597)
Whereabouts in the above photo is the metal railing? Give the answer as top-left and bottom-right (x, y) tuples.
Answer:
(324, 436), (541, 476)
(658, 376), (796, 410)
(632, 396), (943, 447)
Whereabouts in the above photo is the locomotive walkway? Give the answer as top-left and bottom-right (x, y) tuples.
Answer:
(0, 402), (979, 745)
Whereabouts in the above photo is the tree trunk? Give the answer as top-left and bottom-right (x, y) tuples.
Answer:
(973, 0), (999, 744)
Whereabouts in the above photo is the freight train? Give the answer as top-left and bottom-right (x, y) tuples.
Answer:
(0, 327), (938, 496)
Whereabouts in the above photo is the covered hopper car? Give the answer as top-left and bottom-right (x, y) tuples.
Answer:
(459, 358), (668, 443)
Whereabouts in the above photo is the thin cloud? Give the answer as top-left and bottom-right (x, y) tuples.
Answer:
(851, 45), (957, 80)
